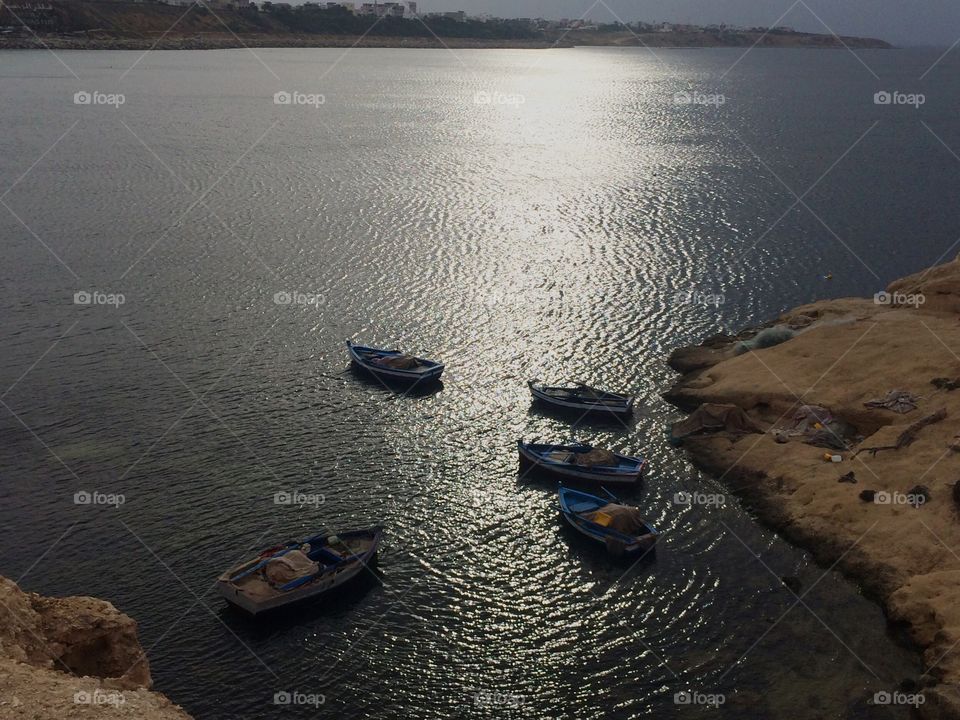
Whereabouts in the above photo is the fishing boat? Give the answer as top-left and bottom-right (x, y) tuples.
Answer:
(517, 439), (645, 485)
(559, 486), (658, 555)
(528, 379), (634, 416)
(346, 340), (444, 384)
(217, 526), (382, 616)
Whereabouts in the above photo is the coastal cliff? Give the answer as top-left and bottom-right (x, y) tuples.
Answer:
(0, 576), (191, 719)
(0, 0), (892, 51)
(666, 256), (960, 718)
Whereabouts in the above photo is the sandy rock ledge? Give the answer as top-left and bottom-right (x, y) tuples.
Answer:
(666, 256), (960, 719)
(0, 576), (191, 719)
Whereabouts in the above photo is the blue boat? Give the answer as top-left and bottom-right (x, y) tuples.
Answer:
(217, 526), (382, 615)
(347, 340), (444, 385)
(528, 379), (634, 417)
(517, 439), (645, 486)
(558, 487), (658, 555)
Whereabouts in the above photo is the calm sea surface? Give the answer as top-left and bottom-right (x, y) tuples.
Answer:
(2, 45), (959, 718)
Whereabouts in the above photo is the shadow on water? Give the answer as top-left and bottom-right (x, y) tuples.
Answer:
(556, 516), (659, 574)
(217, 564), (384, 640)
(526, 401), (637, 430)
(347, 364), (445, 398)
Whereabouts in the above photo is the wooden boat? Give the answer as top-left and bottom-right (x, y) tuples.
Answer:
(217, 527), (382, 615)
(559, 486), (658, 555)
(528, 379), (634, 416)
(347, 340), (444, 384)
(517, 439), (645, 486)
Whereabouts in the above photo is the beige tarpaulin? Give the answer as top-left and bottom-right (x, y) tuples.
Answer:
(264, 550), (318, 585)
(585, 503), (649, 534)
(374, 354), (419, 369)
(574, 447), (618, 467)
(672, 403), (764, 439)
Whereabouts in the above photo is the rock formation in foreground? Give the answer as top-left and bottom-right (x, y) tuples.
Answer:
(0, 576), (192, 719)
(667, 256), (960, 719)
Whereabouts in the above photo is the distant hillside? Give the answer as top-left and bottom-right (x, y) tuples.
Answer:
(0, 1), (893, 50)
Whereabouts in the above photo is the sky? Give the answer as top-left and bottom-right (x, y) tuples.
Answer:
(419, 0), (960, 47)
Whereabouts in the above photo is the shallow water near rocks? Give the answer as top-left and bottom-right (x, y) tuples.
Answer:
(2, 45), (957, 718)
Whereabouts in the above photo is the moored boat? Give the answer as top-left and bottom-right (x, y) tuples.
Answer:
(217, 526), (382, 615)
(528, 379), (634, 416)
(559, 486), (658, 555)
(347, 340), (444, 385)
(517, 439), (645, 485)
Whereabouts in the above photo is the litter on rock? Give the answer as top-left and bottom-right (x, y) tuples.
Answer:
(864, 389), (919, 414)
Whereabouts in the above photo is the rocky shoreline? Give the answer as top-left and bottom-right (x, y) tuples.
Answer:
(0, 576), (191, 719)
(0, 30), (892, 52)
(666, 256), (960, 718)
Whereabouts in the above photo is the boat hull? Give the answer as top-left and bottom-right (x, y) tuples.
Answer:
(528, 381), (633, 416)
(517, 441), (644, 486)
(558, 488), (657, 556)
(217, 527), (382, 616)
(347, 341), (444, 385)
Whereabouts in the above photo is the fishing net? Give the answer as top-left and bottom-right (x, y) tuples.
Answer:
(573, 447), (617, 466)
(263, 550), (319, 585)
(584, 504), (648, 534)
(374, 354), (419, 369)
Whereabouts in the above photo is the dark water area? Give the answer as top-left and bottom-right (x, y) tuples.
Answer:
(2, 45), (958, 718)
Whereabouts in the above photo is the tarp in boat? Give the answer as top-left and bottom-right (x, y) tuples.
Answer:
(671, 403), (764, 439)
(585, 503), (648, 535)
(574, 447), (617, 467)
(374, 354), (419, 369)
(263, 550), (319, 585)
